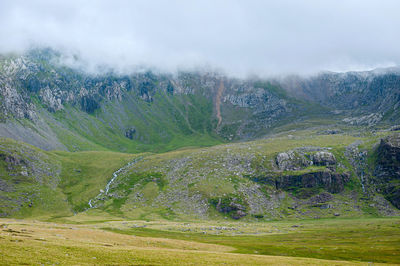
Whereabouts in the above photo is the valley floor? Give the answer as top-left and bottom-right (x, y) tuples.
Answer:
(0, 217), (399, 265)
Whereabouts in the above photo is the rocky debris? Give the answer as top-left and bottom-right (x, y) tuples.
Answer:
(0, 144), (60, 187)
(374, 133), (400, 208)
(308, 192), (333, 204)
(342, 113), (383, 126)
(237, 182), (279, 216)
(211, 196), (248, 220)
(0, 179), (14, 192)
(1, 153), (26, 171)
(345, 140), (369, 194)
(369, 194), (400, 216)
(231, 210), (247, 220)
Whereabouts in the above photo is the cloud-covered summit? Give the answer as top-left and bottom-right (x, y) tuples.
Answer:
(1, 0), (400, 76)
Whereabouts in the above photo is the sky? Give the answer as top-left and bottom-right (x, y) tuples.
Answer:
(1, 0), (400, 76)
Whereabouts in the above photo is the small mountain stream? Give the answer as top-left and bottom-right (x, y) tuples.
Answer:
(88, 157), (142, 208)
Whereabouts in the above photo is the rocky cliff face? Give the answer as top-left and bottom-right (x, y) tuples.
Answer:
(374, 133), (400, 208)
(271, 149), (350, 194)
(0, 49), (301, 151)
(1, 49), (400, 152)
(277, 69), (400, 126)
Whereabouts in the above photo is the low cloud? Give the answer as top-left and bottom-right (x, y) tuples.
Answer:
(1, 0), (400, 76)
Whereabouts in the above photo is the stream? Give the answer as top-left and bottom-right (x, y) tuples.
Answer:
(88, 156), (142, 208)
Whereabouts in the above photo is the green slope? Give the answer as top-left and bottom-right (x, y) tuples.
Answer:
(41, 90), (222, 153)
(1, 128), (398, 221)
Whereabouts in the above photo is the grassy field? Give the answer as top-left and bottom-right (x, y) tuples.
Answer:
(1, 217), (397, 265)
(101, 217), (400, 264)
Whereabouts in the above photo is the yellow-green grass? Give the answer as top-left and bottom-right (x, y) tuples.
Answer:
(102, 217), (400, 264)
(0, 218), (376, 265)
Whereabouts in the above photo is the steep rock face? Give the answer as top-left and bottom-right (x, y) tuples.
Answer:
(275, 170), (350, 194)
(374, 133), (400, 208)
(251, 148), (350, 196)
(1, 49), (400, 153)
(0, 50), (300, 151)
(274, 149), (348, 193)
(278, 69), (400, 124)
(0, 74), (36, 120)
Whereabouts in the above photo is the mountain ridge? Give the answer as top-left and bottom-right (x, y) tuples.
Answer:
(2, 49), (399, 153)
(0, 48), (400, 221)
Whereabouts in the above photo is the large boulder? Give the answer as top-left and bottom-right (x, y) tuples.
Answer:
(276, 151), (312, 171)
(312, 151), (336, 166)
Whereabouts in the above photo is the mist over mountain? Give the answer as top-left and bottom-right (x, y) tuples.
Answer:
(1, 0), (400, 76)
(0, 47), (398, 156)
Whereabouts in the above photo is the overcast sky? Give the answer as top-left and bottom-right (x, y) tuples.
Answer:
(1, 0), (400, 76)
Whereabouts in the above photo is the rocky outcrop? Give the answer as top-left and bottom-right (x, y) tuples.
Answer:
(374, 133), (400, 208)
(2, 153), (26, 171)
(275, 169), (350, 193)
(272, 148), (348, 194)
(0, 77), (36, 120)
(124, 127), (136, 140)
(342, 113), (383, 126)
(276, 149), (336, 171)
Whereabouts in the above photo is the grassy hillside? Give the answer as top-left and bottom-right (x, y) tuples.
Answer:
(0, 138), (71, 219)
(1, 128), (398, 221)
(77, 129), (399, 221)
(54, 151), (139, 212)
(43, 90), (222, 153)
